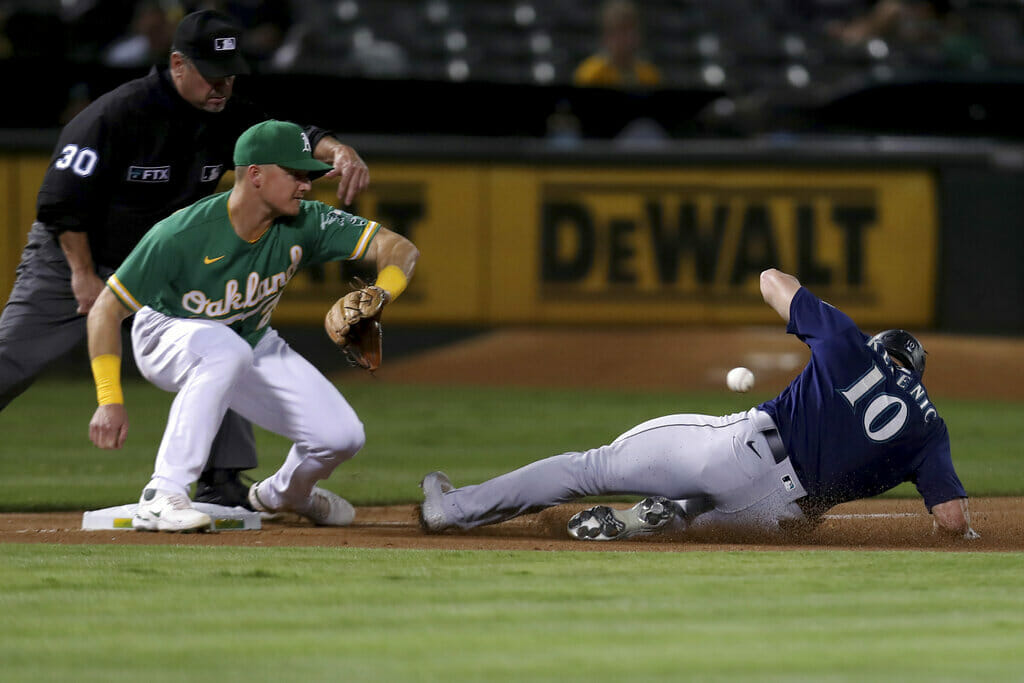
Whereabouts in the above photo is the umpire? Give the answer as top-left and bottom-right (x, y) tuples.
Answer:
(0, 10), (370, 508)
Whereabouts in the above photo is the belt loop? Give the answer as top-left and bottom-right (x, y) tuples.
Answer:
(751, 409), (788, 464)
(762, 428), (788, 464)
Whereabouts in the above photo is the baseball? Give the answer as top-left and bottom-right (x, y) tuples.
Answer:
(726, 367), (755, 392)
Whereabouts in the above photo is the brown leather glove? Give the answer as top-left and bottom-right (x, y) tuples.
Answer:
(325, 285), (388, 371)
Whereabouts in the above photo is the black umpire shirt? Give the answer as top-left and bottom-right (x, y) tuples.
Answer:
(36, 66), (332, 270)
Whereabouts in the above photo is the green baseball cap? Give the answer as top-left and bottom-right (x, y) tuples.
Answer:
(233, 120), (333, 176)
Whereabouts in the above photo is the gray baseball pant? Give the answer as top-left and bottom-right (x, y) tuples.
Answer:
(0, 222), (257, 471)
(437, 408), (809, 533)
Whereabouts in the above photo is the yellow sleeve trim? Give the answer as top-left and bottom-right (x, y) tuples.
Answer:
(91, 354), (123, 406)
(106, 274), (142, 312)
(349, 220), (379, 260)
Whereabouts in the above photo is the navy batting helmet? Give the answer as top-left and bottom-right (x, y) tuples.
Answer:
(870, 329), (927, 375)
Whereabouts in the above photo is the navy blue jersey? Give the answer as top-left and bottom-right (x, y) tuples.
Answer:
(759, 287), (966, 512)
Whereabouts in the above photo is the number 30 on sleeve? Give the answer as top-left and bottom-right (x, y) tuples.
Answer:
(54, 144), (99, 177)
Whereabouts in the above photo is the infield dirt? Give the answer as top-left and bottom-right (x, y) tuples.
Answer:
(2, 497), (1022, 551)
(2, 328), (1021, 552)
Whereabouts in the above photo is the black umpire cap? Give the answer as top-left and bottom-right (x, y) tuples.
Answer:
(173, 10), (250, 79)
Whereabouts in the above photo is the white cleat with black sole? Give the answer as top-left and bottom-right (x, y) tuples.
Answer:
(567, 496), (681, 541)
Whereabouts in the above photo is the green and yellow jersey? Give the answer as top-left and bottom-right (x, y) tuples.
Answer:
(108, 191), (380, 346)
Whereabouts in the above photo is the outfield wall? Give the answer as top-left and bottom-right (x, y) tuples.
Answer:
(2, 135), (1022, 331)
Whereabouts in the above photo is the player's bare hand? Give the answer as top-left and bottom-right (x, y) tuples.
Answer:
(931, 498), (978, 539)
(71, 270), (106, 314)
(323, 144), (369, 205)
(89, 404), (129, 449)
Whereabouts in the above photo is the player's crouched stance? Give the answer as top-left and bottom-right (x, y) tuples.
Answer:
(86, 120), (418, 532)
(420, 268), (979, 543)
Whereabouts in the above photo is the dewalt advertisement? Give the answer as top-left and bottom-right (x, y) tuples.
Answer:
(0, 156), (937, 327)
(490, 167), (937, 326)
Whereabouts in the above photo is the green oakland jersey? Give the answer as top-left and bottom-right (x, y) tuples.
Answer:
(107, 191), (380, 346)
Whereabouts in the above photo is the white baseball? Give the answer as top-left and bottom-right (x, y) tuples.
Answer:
(726, 367), (755, 392)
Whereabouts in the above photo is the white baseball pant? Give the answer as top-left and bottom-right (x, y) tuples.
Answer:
(131, 307), (364, 509)
(436, 408), (809, 533)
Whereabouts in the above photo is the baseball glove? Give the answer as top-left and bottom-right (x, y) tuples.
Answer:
(325, 285), (389, 371)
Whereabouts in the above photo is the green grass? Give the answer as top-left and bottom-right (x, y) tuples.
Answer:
(2, 544), (1023, 682)
(1, 377), (1022, 509)
(3, 378), (1023, 682)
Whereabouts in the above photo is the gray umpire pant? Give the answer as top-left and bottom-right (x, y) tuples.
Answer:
(438, 408), (810, 533)
(0, 222), (257, 471)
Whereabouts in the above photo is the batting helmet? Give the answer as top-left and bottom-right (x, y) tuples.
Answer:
(869, 329), (927, 375)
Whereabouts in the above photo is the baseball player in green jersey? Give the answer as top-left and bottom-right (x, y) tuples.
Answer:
(85, 120), (419, 531)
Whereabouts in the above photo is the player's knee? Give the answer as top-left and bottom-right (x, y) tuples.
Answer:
(334, 420), (366, 458)
(315, 416), (365, 463)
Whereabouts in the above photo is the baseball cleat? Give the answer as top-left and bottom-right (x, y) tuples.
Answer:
(248, 481), (355, 526)
(298, 487), (356, 526)
(132, 489), (212, 532)
(418, 471), (454, 533)
(247, 480), (274, 515)
(567, 496), (680, 541)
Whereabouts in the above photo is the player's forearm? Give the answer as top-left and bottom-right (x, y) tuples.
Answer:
(86, 290), (130, 359)
(313, 135), (348, 163)
(313, 134), (366, 168)
(87, 290), (131, 444)
(376, 234), (418, 278)
(87, 289), (132, 405)
(58, 230), (96, 275)
(760, 268), (801, 323)
(372, 230), (419, 302)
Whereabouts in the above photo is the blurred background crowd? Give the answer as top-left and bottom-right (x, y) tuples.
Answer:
(0, 0), (1022, 138)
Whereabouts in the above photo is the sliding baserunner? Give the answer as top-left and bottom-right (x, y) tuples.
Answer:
(420, 268), (978, 542)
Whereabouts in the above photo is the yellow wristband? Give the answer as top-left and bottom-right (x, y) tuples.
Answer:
(375, 265), (408, 302)
(91, 354), (124, 406)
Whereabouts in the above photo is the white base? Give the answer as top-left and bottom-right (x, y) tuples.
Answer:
(82, 502), (261, 531)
